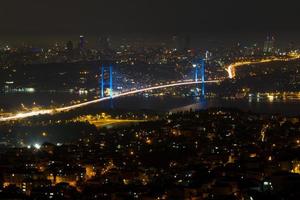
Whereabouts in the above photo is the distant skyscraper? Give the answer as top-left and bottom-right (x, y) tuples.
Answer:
(205, 50), (212, 60)
(66, 40), (73, 52)
(97, 36), (111, 50)
(172, 35), (191, 51)
(79, 35), (86, 50)
(263, 35), (275, 53)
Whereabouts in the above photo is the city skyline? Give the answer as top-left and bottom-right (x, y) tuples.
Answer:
(1, 1), (300, 199)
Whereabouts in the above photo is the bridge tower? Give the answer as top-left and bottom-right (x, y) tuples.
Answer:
(100, 64), (113, 98)
(200, 58), (205, 97)
(194, 59), (205, 98)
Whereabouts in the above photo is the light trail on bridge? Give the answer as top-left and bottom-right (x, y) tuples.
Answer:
(226, 53), (300, 79)
(0, 80), (220, 122)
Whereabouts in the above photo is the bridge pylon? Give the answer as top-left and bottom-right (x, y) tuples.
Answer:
(100, 64), (113, 99)
(194, 59), (205, 98)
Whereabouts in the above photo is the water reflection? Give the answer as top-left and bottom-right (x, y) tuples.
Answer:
(1, 92), (300, 116)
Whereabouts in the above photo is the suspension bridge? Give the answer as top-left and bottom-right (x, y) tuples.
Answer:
(0, 59), (212, 122)
(2, 52), (300, 122)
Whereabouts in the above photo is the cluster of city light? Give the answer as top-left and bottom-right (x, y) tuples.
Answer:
(0, 80), (220, 122)
(73, 113), (146, 127)
(226, 53), (300, 79)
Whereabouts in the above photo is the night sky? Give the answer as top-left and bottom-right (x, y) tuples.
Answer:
(0, 0), (299, 36)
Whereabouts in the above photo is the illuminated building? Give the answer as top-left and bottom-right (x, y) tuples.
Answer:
(263, 35), (275, 53)
(79, 35), (85, 50)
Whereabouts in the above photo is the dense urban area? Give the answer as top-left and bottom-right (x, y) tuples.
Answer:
(0, 109), (300, 199)
(0, 34), (299, 200)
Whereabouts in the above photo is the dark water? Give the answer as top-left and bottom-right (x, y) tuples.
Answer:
(95, 96), (300, 116)
(0, 92), (95, 112)
(2, 93), (300, 145)
(171, 98), (300, 116)
(1, 93), (300, 116)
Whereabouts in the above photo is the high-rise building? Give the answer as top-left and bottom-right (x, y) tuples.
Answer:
(263, 35), (275, 53)
(97, 36), (111, 50)
(172, 35), (191, 51)
(66, 41), (73, 52)
(79, 35), (86, 50)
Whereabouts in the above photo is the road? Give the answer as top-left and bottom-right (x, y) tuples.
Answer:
(226, 53), (300, 78)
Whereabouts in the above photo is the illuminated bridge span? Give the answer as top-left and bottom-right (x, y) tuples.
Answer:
(226, 53), (300, 79)
(0, 80), (220, 122)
